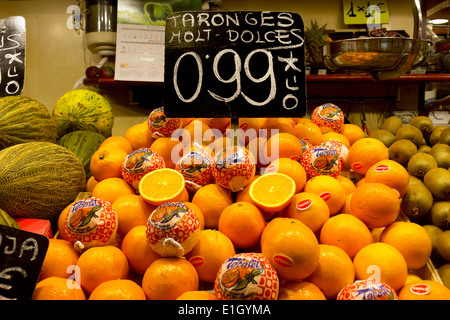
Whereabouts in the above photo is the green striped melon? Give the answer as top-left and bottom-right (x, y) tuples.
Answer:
(0, 142), (86, 223)
(0, 208), (21, 229)
(0, 95), (57, 150)
(57, 130), (106, 179)
(52, 89), (114, 138)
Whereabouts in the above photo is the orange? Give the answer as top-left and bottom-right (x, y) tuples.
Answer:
(125, 121), (155, 150)
(218, 202), (266, 249)
(91, 177), (136, 205)
(246, 136), (269, 168)
(88, 146), (125, 182)
(380, 221), (432, 270)
(185, 229), (235, 283)
(204, 136), (233, 157)
(340, 192), (353, 214)
(307, 244), (355, 299)
(90, 145), (128, 181)
(278, 281), (326, 300)
(182, 201), (205, 230)
(176, 290), (217, 300)
(121, 225), (161, 275)
(260, 217), (320, 281)
(150, 136), (183, 169)
(182, 119), (215, 145)
(304, 175), (347, 215)
(319, 213), (373, 259)
(249, 173), (296, 215)
(57, 202), (74, 241)
(263, 117), (296, 135)
(76, 245), (130, 295)
(146, 202), (200, 257)
(141, 257), (199, 300)
(339, 123), (365, 146)
(138, 168), (185, 206)
(199, 117), (230, 133)
(112, 194), (155, 237)
(238, 117), (266, 133)
(265, 132), (303, 162)
(364, 159), (409, 198)
(32, 277), (86, 300)
(346, 138), (389, 175)
(336, 175), (356, 195)
(39, 239), (80, 281)
(89, 279), (146, 300)
(264, 157), (307, 193)
(321, 132), (351, 149)
(353, 242), (408, 292)
(235, 175), (260, 203)
(350, 182), (400, 228)
(99, 135), (133, 154)
(398, 280), (450, 300)
(191, 183), (233, 229)
(294, 121), (323, 145)
(282, 192), (330, 233)
(85, 175), (99, 192)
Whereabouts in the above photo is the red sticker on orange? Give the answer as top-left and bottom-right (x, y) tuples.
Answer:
(410, 284), (431, 295)
(319, 192), (332, 202)
(374, 164), (390, 172)
(296, 199), (312, 210)
(273, 254), (294, 268)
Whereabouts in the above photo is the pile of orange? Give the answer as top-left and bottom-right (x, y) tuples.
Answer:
(33, 109), (449, 301)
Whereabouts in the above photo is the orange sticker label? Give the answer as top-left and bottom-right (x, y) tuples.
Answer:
(319, 192), (332, 202)
(189, 256), (205, 267)
(296, 199), (312, 210)
(352, 162), (363, 170)
(374, 164), (390, 172)
(410, 284), (431, 295)
(273, 254), (294, 268)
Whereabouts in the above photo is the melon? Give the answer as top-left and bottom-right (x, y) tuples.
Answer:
(0, 95), (57, 150)
(0, 208), (21, 229)
(57, 130), (106, 179)
(52, 89), (114, 138)
(0, 142), (86, 223)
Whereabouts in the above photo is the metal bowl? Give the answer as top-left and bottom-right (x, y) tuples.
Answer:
(323, 37), (432, 80)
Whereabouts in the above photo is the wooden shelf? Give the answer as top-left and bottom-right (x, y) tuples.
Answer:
(84, 73), (450, 88)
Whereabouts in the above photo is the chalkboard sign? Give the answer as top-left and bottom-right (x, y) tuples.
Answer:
(0, 225), (49, 300)
(164, 11), (306, 118)
(0, 16), (26, 97)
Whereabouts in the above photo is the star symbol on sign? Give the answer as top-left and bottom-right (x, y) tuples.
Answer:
(278, 51), (301, 72)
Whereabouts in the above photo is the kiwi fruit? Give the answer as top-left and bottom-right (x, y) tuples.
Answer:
(424, 167), (450, 200)
(400, 184), (434, 218)
(408, 175), (426, 187)
(430, 126), (447, 146)
(370, 129), (396, 148)
(439, 127), (450, 145)
(381, 116), (403, 135)
(418, 145), (432, 154)
(389, 139), (417, 165)
(430, 143), (450, 169)
(407, 152), (438, 179)
(429, 201), (450, 230)
(395, 124), (424, 147)
(410, 116), (434, 138)
(423, 224), (444, 262)
(438, 263), (450, 289)
(436, 230), (450, 261)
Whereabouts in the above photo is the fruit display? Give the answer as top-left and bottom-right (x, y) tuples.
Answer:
(2, 92), (450, 301)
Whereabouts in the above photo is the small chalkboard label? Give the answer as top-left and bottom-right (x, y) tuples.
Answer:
(0, 16), (26, 98)
(164, 11), (306, 118)
(0, 225), (49, 300)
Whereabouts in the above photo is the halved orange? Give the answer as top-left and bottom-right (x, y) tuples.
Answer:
(249, 173), (296, 214)
(138, 168), (186, 206)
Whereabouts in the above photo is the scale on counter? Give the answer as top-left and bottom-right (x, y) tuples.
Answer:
(323, 0), (432, 81)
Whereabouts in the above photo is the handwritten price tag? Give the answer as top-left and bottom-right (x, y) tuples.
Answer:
(164, 11), (306, 118)
(343, 0), (390, 25)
